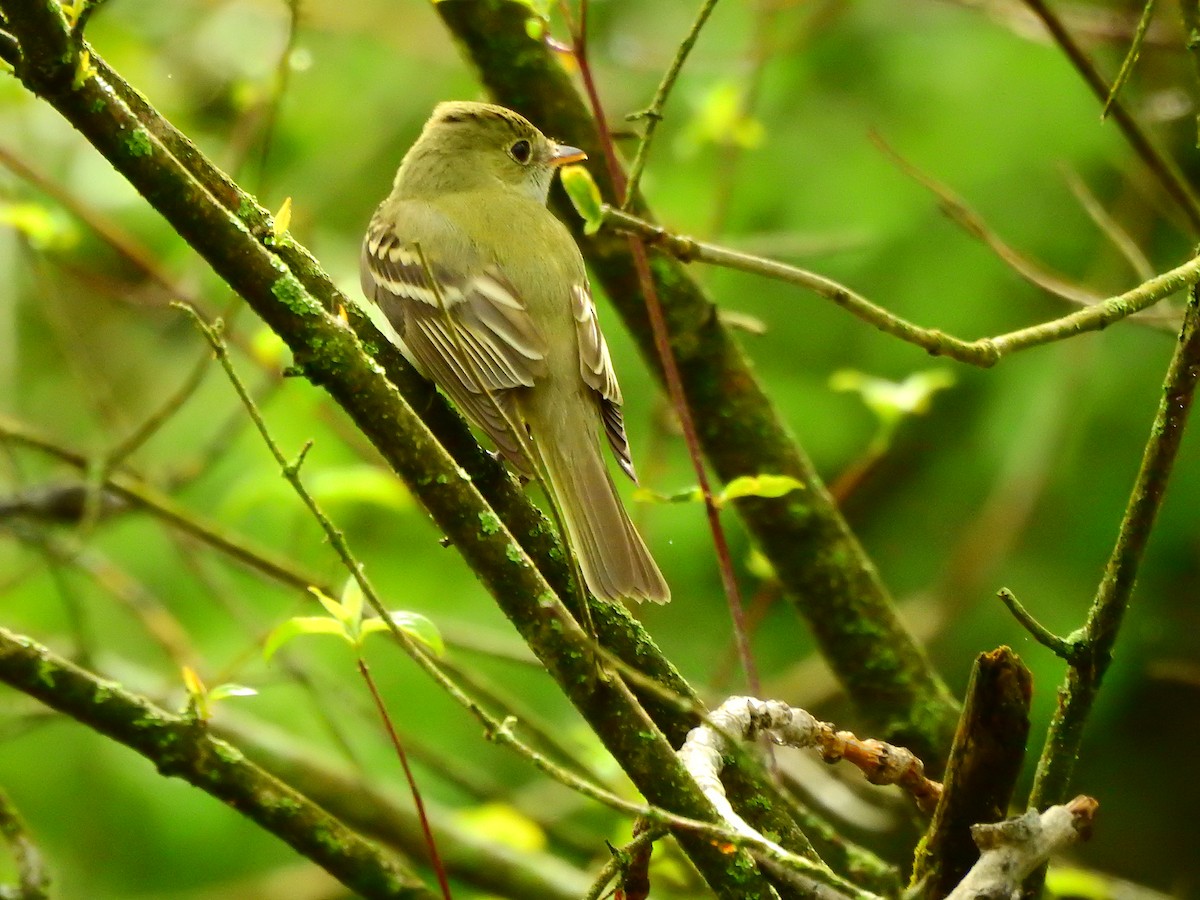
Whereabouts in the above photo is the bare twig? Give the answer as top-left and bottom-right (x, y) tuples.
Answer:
(1029, 285), (1200, 814)
(0, 787), (50, 900)
(945, 796), (1099, 900)
(872, 135), (1104, 307)
(0, 413), (329, 593)
(1102, 0), (1158, 118)
(0, 625), (432, 898)
(564, 0), (762, 697)
(1059, 166), (1155, 282)
(997, 588), (1080, 662)
(602, 204), (1200, 366)
(1020, 0), (1200, 232)
(621, 0), (721, 209)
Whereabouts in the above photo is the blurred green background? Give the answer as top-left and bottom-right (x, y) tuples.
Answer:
(2, 0), (1198, 897)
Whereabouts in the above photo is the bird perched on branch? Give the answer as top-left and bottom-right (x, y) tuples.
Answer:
(360, 101), (669, 604)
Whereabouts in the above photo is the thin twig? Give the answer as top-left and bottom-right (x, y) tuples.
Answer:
(568, 0), (762, 697)
(602, 204), (1200, 366)
(252, 0), (301, 191)
(621, 0), (721, 210)
(1059, 166), (1155, 282)
(79, 339), (215, 532)
(187, 307), (457, 894)
(0, 144), (206, 310)
(183, 308), (772, 879)
(1029, 284), (1200, 821)
(1101, 0), (1158, 119)
(0, 626), (430, 899)
(0, 412), (329, 593)
(996, 588), (1079, 662)
(872, 134), (1105, 307)
(0, 787), (50, 900)
(357, 658), (453, 900)
(1021, 0), (1200, 233)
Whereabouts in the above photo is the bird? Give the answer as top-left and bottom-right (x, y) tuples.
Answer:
(359, 101), (670, 604)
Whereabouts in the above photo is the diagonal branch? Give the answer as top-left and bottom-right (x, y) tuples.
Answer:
(436, 0), (960, 763)
(0, 5), (788, 893)
(0, 625), (433, 899)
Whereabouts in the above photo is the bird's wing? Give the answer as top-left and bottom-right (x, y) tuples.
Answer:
(361, 203), (548, 469)
(571, 284), (636, 483)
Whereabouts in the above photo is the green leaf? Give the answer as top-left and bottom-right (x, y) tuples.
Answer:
(308, 586), (347, 622)
(1044, 867), (1110, 900)
(745, 549), (778, 582)
(339, 576), (364, 628)
(559, 164), (604, 235)
(632, 486), (705, 505)
(308, 465), (411, 512)
(718, 474), (804, 506)
(362, 610), (445, 656)
(272, 196), (292, 239)
(207, 683), (258, 702)
(263, 615), (350, 660)
(456, 803), (546, 852)
(830, 369), (956, 426)
(682, 81), (765, 152)
(0, 202), (79, 251)
(250, 326), (289, 369)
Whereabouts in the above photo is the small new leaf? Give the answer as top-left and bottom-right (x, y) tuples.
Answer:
(308, 585), (349, 624)
(72, 50), (97, 90)
(309, 465), (411, 512)
(718, 474), (805, 506)
(339, 576), (365, 628)
(560, 165), (604, 235)
(362, 610), (444, 656)
(208, 683), (258, 702)
(633, 486), (705, 505)
(830, 369), (956, 426)
(263, 615), (351, 660)
(272, 197), (292, 239)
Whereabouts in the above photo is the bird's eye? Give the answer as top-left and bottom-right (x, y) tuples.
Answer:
(509, 139), (532, 164)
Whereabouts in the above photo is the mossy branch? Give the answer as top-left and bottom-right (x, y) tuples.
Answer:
(1029, 285), (1200, 812)
(0, 625), (432, 899)
(0, 4), (795, 893)
(435, 0), (959, 763)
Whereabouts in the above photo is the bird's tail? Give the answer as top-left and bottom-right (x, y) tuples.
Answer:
(534, 419), (670, 604)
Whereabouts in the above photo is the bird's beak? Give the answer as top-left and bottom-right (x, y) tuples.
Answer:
(550, 142), (587, 167)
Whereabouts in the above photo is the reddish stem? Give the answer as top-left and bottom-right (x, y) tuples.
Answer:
(564, 0), (760, 697)
(357, 656), (453, 899)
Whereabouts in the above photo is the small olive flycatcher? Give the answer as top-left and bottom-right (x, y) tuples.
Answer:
(360, 102), (669, 603)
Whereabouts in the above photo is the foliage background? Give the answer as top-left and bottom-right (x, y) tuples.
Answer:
(1, 0), (1197, 896)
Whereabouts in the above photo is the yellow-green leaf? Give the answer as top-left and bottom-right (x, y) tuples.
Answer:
(633, 486), (705, 505)
(181, 665), (205, 699)
(307, 586), (346, 622)
(830, 369), (955, 425)
(272, 196), (292, 238)
(745, 549), (777, 582)
(309, 465), (411, 512)
(559, 164), (604, 235)
(683, 81), (765, 151)
(718, 474), (804, 506)
(264, 615), (349, 660)
(339, 576), (364, 628)
(457, 803), (546, 852)
(1044, 867), (1110, 900)
(362, 610), (444, 656)
(250, 326), (288, 369)
(0, 202), (79, 250)
(208, 683), (258, 702)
